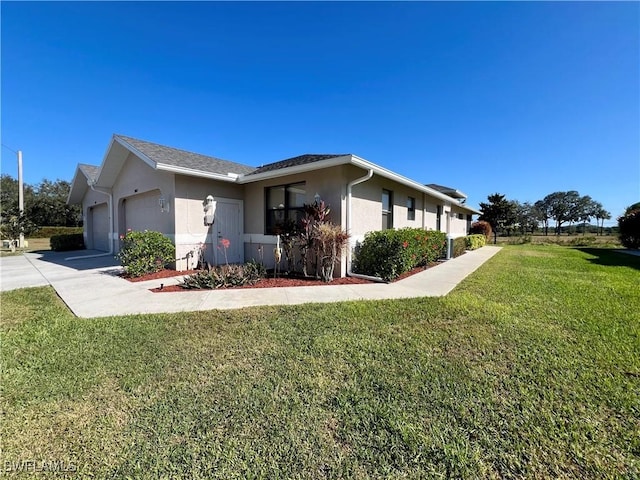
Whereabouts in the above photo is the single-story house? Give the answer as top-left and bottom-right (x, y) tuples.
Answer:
(68, 134), (480, 276)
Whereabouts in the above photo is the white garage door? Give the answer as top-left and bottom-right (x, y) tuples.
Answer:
(123, 190), (165, 233)
(90, 203), (109, 251)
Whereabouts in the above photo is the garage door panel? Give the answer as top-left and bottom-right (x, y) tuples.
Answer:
(124, 191), (165, 232)
(91, 203), (109, 251)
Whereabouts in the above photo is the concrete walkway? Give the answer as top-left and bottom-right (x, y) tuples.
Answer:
(1, 246), (501, 318)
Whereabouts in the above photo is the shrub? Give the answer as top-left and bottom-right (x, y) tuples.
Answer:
(353, 228), (446, 281)
(316, 223), (350, 282)
(618, 208), (640, 249)
(470, 221), (493, 242)
(180, 260), (265, 289)
(37, 226), (84, 238)
(465, 234), (486, 250)
(50, 233), (85, 252)
(453, 237), (467, 258)
(116, 230), (175, 278)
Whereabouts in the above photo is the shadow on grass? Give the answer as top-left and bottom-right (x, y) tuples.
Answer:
(577, 248), (640, 271)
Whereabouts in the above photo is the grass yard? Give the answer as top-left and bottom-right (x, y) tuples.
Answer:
(1, 245), (638, 478)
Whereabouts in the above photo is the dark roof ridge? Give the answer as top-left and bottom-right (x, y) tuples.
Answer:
(113, 134), (256, 176)
(249, 153), (350, 176)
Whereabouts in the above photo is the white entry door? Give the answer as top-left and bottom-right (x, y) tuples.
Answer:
(214, 199), (243, 265)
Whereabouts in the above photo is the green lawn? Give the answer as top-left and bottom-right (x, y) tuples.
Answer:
(1, 245), (638, 478)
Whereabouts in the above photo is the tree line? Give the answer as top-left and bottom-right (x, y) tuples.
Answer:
(478, 191), (612, 240)
(0, 174), (82, 240)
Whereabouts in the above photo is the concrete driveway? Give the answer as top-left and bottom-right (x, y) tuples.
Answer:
(1, 247), (502, 318)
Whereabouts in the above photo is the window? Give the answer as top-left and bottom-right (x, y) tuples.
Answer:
(265, 182), (306, 234)
(382, 189), (393, 230)
(436, 205), (442, 231)
(458, 213), (464, 220)
(407, 196), (416, 221)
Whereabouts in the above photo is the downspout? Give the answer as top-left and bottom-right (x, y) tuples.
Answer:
(65, 182), (114, 261)
(345, 168), (386, 282)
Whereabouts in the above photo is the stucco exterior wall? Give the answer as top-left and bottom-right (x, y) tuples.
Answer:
(112, 153), (176, 252)
(449, 205), (472, 237)
(174, 175), (245, 270)
(241, 166), (348, 275)
(82, 187), (111, 250)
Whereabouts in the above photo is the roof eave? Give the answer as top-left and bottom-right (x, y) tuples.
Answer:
(349, 156), (475, 210)
(67, 166), (90, 205)
(237, 155), (353, 183)
(156, 163), (240, 182)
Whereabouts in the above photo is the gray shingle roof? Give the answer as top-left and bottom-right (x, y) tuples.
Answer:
(115, 134), (256, 176)
(78, 163), (100, 182)
(248, 154), (349, 176)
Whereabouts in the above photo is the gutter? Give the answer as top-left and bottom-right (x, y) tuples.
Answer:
(345, 168), (386, 283)
(65, 182), (115, 261)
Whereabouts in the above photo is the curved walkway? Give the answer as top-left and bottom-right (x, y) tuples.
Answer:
(1, 246), (501, 318)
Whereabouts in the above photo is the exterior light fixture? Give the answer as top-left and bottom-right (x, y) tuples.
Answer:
(204, 195), (216, 225)
(314, 192), (321, 204)
(159, 196), (169, 213)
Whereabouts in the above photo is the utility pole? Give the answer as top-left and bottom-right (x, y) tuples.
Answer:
(18, 150), (24, 248)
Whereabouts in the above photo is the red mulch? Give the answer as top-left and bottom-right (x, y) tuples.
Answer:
(125, 263), (440, 293)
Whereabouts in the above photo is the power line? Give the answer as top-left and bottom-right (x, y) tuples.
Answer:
(2, 143), (18, 154)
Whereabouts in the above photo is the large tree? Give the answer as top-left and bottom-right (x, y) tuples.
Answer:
(542, 191), (583, 235)
(513, 201), (539, 235)
(534, 198), (552, 236)
(0, 174), (81, 228)
(478, 193), (517, 243)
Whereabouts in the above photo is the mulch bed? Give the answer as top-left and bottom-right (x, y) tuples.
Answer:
(122, 263), (441, 293)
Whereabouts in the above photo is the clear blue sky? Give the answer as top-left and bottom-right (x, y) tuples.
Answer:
(2, 1), (638, 222)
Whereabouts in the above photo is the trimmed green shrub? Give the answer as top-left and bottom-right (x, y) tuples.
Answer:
(50, 233), (85, 252)
(453, 237), (467, 258)
(180, 260), (265, 289)
(117, 230), (175, 278)
(37, 226), (84, 238)
(465, 234), (486, 250)
(470, 220), (492, 242)
(618, 208), (640, 249)
(353, 228), (446, 281)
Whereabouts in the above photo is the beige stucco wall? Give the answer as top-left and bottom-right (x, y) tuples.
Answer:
(449, 205), (472, 237)
(82, 187), (111, 250)
(242, 166), (348, 275)
(174, 175), (245, 270)
(112, 153), (176, 251)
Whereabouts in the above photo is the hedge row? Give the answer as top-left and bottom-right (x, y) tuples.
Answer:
(353, 228), (447, 281)
(50, 233), (85, 252)
(37, 226), (84, 238)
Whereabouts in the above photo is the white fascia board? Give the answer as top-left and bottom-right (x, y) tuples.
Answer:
(112, 135), (157, 170)
(349, 156), (474, 209)
(236, 155), (353, 183)
(156, 163), (240, 182)
(352, 156), (479, 215)
(67, 167), (88, 205)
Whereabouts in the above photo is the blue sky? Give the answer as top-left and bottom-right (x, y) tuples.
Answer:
(2, 1), (638, 222)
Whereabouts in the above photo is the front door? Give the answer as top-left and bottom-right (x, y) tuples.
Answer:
(214, 199), (243, 265)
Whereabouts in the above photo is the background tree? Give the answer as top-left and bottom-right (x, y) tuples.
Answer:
(574, 195), (597, 235)
(0, 209), (38, 248)
(0, 174), (81, 228)
(513, 201), (539, 235)
(534, 198), (552, 236)
(618, 203), (640, 249)
(542, 191), (582, 235)
(478, 193), (517, 243)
